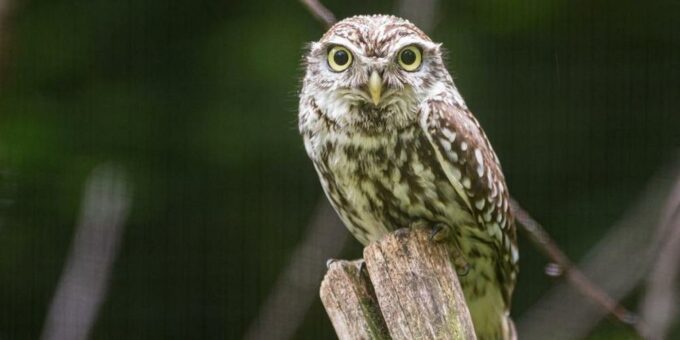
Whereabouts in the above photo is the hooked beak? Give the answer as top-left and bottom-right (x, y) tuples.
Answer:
(368, 70), (383, 106)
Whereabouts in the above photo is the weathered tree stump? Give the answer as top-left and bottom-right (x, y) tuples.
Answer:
(320, 228), (476, 340)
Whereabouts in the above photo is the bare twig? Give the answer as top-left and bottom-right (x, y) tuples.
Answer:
(641, 165), (680, 339)
(300, 0), (441, 33)
(516, 202), (652, 339)
(516, 159), (680, 339)
(40, 164), (131, 340)
(396, 0), (439, 33)
(511, 198), (642, 334)
(299, 0), (336, 29)
(243, 199), (349, 340)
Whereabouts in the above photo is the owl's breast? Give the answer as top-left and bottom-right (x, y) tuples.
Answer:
(306, 124), (474, 245)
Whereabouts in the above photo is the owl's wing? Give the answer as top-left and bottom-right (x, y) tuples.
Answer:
(419, 98), (518, 306)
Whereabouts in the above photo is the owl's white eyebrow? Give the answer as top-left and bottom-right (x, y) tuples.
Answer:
(390, 39), (436, 54)
(321, 38), (364, 56)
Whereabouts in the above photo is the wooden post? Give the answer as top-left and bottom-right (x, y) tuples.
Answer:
(320, 228), (477, 340)
(320, 260), (391, 340)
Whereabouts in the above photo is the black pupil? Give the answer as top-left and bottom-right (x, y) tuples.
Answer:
(333, 50), (349, 66)
(401, 49), (417, 65)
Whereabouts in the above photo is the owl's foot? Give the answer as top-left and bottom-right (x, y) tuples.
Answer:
(429, 223), (450, 243)
(409, 221), (449, 242)
(450, 244), (470, 277)
(410, 221), (469, 275)
(394, 227), (411, 238)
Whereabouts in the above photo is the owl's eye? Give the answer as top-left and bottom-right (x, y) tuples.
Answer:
(398, 45), (422, 71)
(327, 46), (353, 72)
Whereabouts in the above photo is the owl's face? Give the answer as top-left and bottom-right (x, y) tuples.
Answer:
(301, 15), (454, 131)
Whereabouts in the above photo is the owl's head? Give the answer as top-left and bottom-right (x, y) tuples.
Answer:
(301, 15), (455, 131)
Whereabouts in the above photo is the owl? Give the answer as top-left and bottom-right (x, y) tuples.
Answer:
(299, 15), (518, 340)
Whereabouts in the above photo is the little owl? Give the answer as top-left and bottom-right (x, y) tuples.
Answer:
(299, 15), (518, 339)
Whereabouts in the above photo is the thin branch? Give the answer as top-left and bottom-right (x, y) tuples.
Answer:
(511, 198), (642, 334)
(299, 0), (336, 29)
(516, 159), (680, 339)
(40, 164), (131, 340)
(396, 0), (439, 33)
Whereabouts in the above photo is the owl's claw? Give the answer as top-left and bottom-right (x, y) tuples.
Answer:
(456, 262), (471, 277)
(410, 221), (468, 275)
(409, 220), (448, 242)
(394, 227), (410, 238)
(429, 223), (450, 243)
(450, 243), (470, 277)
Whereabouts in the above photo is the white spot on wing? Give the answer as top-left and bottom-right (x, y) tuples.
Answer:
(442, 128), (457, 142)
(484, 206), (493, 222)
(475, 149), (485, 177)
(489, 223), (502, 241)
(511, 245), (519, 263)
(413, 162), (424, 173)
(475, 149), (484, 163)
(440, 138), (452, 151)
(449, 150), (459, 162)
(452, 167), (462, 180)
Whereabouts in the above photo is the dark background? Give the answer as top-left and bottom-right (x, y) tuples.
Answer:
(0, 0), (678, 339)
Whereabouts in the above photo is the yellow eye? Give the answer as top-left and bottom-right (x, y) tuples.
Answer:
(398, 45), (422, 71)
(327, 46), (353, 72)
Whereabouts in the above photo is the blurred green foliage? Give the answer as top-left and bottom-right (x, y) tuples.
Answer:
(0, 0), (678, 338)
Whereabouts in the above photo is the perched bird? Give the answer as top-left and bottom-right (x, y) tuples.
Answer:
(299, 15), (518, 339)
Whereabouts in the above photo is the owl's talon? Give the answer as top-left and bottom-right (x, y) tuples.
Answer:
(456, 263), (471, 277)
(394, 228), (410, 238)
(449, 242), (470, 276)
(429, 223), (450, 243)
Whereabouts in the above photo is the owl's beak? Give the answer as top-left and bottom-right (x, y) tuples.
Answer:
(368, 70), (383, 106)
